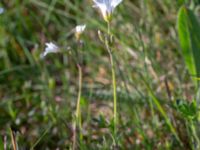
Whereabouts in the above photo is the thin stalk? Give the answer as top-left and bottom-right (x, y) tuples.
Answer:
(106, 21), (117, 136)
(76, 64), (83, 133)
(30, 126), (51, 150)
(72, 64), (83, 150)
(110, 51), (117, 134)
(10, 128), (18, 150)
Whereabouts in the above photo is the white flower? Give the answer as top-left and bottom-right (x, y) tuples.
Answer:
(93, 0), (123, 22)
(0, 8), (4, 14)
(40, 42), (60, 58)
(75, 24), (86, 40)
(75, 24), (86, 34)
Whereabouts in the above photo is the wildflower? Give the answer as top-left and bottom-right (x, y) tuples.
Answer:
(75, 24), (86, 34)
(75, 24), (86, 40)
(93, 0), (123, 22)
(0, 8), (4, 14)
(40, 42), (60, 58)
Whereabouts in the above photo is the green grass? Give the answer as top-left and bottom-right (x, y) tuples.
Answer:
(0, 0), (200, 149)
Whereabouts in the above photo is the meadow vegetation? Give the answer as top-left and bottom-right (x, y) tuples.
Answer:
(0, 0), (200, 149)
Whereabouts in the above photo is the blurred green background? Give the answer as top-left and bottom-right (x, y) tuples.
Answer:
(0, 0), (200, 149)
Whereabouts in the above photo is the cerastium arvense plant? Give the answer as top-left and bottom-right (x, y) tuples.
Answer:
(41, 0), (123, 148)
(72, 24), (86, 150)
(93, 0), (123, 140)
(41, 24), (86, 150)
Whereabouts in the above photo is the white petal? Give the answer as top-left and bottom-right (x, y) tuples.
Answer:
(111, 0), (123, 8)
(41, 42), (60, 58)
(93, 0), (104, 4)
(93, 2), (108, 18)
(105, 0), (113, 13)
(93, 0), (122, 19)
(76, 24), (86, 33)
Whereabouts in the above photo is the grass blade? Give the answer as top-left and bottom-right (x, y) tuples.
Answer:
(177, 6), (200, 86)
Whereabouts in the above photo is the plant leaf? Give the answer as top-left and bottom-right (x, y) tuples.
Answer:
(177, 6), (200, 85)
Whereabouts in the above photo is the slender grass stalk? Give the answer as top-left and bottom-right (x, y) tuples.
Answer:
(106, 21), (117, 136)
(10, 128), (18, 150)
(30, 126), (51, 150)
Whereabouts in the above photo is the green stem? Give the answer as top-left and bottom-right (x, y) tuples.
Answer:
(72, 64), (83, 150)
(76, 64), (82, 135)
(110, 51), (117, 135)
(106, 21), (117, 136)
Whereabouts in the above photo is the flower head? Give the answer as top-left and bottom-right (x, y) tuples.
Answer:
(75, 24), (86, 40)
(93, 0), (123, 22)
(40, 42), (60, 58)
(76, 24), (86, 34)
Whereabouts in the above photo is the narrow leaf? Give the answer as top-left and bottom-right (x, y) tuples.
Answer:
(177, 6), (200, 85)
